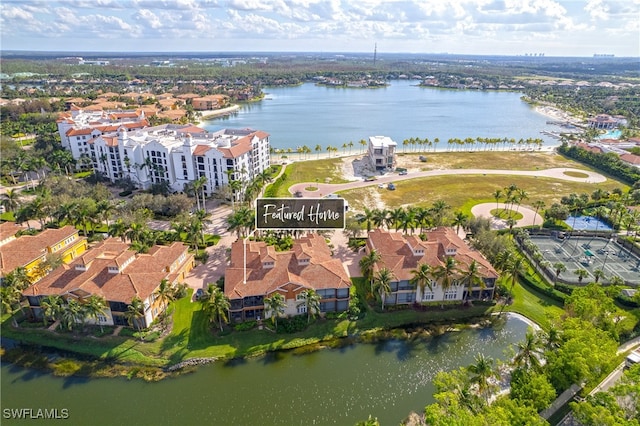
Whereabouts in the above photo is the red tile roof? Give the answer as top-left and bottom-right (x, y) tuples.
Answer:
(0, 226), (83, 275)
(23, 238), (192, 303)
(0, 222), (24, 245)
(218, 131), (269, 159)
(225, 234), (350, 300)
(367, 228), (498, 282)
(620, 153), (640, 165)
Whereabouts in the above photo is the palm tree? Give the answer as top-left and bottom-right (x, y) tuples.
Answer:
(124, 296), (145, 331)
(83, 295), (107, 333)
(373, 268), (395, 310)
(109, 219), (128, 242)
(531, 200), (545, 229)
(410, 263), (433, 302)
(467, 353), (498, 403)
(297, 289), (321, 323)
(574, 268), (589, 284)
(1, 188), (22, 212)
(460, 260), (485, 303)
(0, 284), (24, 326)
(452, 211), (468, 235)
(359, 139), (367, 153)
(592, 268), (606, 284)
(356, 207), (376, 233)
(499, 255), (524, 315)
(433, 256), (459, 308)
(264, 292), (286, 331)
(359, 249), (381, 295)
(40, 295), (64, 326)
(60, 299), (83, 331)
(200, 283), (230, 332)
(512, 329), (543, 372)
(552, 262), (566, 284)
(430, 200), (450, 227)
(154, 279), (174, 312)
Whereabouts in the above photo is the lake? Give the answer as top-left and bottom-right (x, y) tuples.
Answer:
(1, 316), (528, 425)
(203, 80), (562, 151)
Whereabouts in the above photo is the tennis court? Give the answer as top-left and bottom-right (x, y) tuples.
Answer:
(529, 235), (640, 285)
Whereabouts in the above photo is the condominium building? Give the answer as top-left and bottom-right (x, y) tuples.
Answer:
(366, 228), (497, 305)
(57, 108), (271, 196)
(23, 238), (195, 329)
(224, 234), (351, 323)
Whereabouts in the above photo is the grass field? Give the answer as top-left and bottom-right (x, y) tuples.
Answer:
(341, 174), (626, 213)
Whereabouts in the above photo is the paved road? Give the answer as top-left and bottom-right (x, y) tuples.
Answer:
(287, 167), (606, 198)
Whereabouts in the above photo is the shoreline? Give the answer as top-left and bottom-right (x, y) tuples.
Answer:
(194, 105), (241, 125)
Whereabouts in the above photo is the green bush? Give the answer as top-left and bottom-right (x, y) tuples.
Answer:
(519, 273), (567, 303)
(277, 314), (309, 333)
(234, 320), (257, 331)
(119, 190), (133, 197)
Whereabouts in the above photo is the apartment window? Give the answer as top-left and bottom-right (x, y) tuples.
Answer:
(297, 305), (307, 314)
(444, 290), (457, 300)
(422, 292), (435, 301)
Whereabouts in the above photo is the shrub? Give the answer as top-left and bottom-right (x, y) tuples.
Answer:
(277, 315), (309, 333)
(519, 273), (567, 303)
(234, 320), (257, 331)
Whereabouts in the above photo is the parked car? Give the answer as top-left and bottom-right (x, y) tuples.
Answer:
(399, 171), (408, 175)
(365, 176), (376, 182)
(294, 190), (303, 197)
(195, 288), (205, 300)
(388, 183), (396, 190)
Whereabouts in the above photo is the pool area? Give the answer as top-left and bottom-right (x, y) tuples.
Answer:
(564, 215), (613, 231)
(599, 129), (622, 140)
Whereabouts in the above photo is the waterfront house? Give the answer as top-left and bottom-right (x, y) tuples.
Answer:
(22, 238), (195, 329)
(224, 234), (351, 323)
(191, 95), (228, 111)
(0, 225), (87, 284)
(368, 136), (397, 170)
(365, 228), (497, 305)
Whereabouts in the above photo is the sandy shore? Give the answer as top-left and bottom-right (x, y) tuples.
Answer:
(534, 105), (582, 125)
(195, 105), (241, 125)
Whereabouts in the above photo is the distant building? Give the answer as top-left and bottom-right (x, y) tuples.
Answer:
(366, 228), (497, 305)
(224, 234), (351, 323)
(368, 135), (397, 170)
(587, 114), (627, 129)
(87, 125), (270, 197)
(57, 108), (271, 196)
(23, 238), (194, 329)
(191, 95), (228, 111)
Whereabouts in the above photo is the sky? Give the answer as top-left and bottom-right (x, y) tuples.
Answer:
(1, 0), (638, 57)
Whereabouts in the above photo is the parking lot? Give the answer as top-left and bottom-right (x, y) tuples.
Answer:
(529, 235), (640, 285)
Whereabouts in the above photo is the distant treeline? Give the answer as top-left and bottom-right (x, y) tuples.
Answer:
(558, 143), (640, 186)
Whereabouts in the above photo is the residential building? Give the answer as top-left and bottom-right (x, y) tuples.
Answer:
(0, 225), (87, 283)
(366, 228), (497, 305)
(368, 136), (397, 170)
(87, 125), (270, 197)
(22, 238), (195, 329)
(224, 234), (351, 323)
(57, 107), (149, 164)
(0, 222), (24, 247)
(587, 114), (627, 129)
(191, 95), (228, 111)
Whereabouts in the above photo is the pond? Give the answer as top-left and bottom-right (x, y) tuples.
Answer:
(1, 316), (529, 425)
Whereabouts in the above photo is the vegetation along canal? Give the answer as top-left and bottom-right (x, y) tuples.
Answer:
(1, 316), (528, 425)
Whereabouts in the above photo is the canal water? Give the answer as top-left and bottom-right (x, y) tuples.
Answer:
(1, 316), (528, 425)
(203, 80), (562, 151)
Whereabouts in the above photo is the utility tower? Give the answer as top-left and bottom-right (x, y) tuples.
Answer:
(373, 43), (377, 66)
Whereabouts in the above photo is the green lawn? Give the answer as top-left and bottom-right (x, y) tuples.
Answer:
(342, 174), (626, 212)
(503, 281), (564, 330)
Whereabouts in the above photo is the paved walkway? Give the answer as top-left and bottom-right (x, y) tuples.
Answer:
(471, 202), (544, 229)
(287, 167), (606, 198)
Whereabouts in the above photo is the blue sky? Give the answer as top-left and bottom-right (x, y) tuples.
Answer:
(1, 0), (638, 56)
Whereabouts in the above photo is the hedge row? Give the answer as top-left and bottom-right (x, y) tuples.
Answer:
(519, 272), (568, 304)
